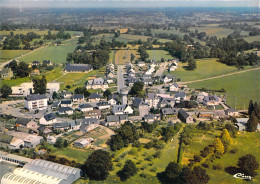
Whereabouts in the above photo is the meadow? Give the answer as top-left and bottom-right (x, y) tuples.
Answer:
(243, 35), (260, 43)
(114, 50), (139, 65)
(0, 50), (30, 63)
(19, 37), (79, 63)
(188, 69), (260, 110)
(147, 50), (172, 61)
(170, 58), (238, 82)
(189, 25), (234, 38)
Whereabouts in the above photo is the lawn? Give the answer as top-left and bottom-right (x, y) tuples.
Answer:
(0, 77), (30, 87)
(19, 37), (79, 63)
(109, 50), (117, 64)
(171, 58), (238, 82)
(115, 50), (140, 65)
(147, 50), (172, 62)
(188, 69), (260, 110)
(0, 50), (31, 63)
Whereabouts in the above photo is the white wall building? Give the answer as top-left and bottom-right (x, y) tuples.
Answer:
(25, 94), (48, 111)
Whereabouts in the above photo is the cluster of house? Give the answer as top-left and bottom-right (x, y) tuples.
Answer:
(32, 60), (52, 66)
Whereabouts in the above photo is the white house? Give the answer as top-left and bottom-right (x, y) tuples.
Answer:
(25, 94), (48, 111)
(39, 113), (57, 125)
(145, 93), (160, 109)
(112, 105), (134, 115)
(85, 78), (108, 91)
(161, 75), (174, 83)
(169, 82), (179, 92)
(169, 62), (177, 71)
(58, 107), (74, 115)
(78, 104), (93, 112)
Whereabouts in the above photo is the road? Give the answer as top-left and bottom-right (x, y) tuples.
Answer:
(181, 67), (260, 84)
(117, 65), (125, 92)
(154, 62), (168, 77)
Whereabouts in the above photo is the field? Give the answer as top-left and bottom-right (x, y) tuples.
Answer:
(114, 50), (139, 65)
(243, 35), (260, 43)
(19, 37), (79, 63)
(188, 69), (260, 110)
(0, 50), (31, 63)
(109, 50), (116, 64)
(0, 29), (58, 36)
(147, 50), (172, 62)
(170, 58), (238, 82)
(94, 34), (150, 43)
(189, 25), (234, 38)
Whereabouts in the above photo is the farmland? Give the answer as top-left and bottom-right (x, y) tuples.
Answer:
(188, 69), (260, 110)
(114, 50), (139, 65)
(170, 58), (239, 82)
(0, 50), (30, 63)
(147, 50), (172, 62)
(189, 25), (234, 38)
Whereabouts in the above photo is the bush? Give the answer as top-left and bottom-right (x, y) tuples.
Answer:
(129, 147), (138, 155)
(229, 148), (238, 154)
(145, 155), (153, 161)
(153, 151), (161, 158)
(132, 140), (142, 148)
(193, 155), (202, 162)
(213, 163), (224, 170)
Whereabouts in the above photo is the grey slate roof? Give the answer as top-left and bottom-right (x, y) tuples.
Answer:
(133, 97), (146, 107)
(65, 64), (93, 72)
(79, 104), (93, 108)
(161, 108), (178, 115)
(113, 105), (126, 113)
(58, 107), (73, 113)
(43, 113), (56, 121)
(147, 93), (159, 99)
(15, 117), (31, 125)
(203, 95), (219, 102)
(72, 94), (84, 99)
(52, 101), (61, 108)
(89, 93), (101, 99)
(25, 94), (48, 101)
(175, 91), (186, 98)
(97, 101), (110, 106)
(178, 109), (190, 119)
(61, 100), (72, 104)
(76, 118), (99, 125)
(144, 114), (156, 119)
(53, 122), (70, 129)
(106, 115), (119, 122)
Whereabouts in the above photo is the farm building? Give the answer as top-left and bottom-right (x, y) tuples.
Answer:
(178, 109), (194, 123)
(74, 138), (94, 148)
(64, 64), (93, 73)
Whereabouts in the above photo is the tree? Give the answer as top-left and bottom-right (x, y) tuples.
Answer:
(129, 81), (144, 97)
(213, 138), (224, 155)
(248, 100), (254, 115)
(220, 129), (232, 152)
(246, 113), (258, 132)
(1, 84), (12, 98)
(130, 53), (135, 62)
(187, 56), (197, 70)
(179, 167), (197, 184)
(16, 61), (30, 78)
(74, 87), (90, 98)
(82, 150), (112, 181)
(103, 89), (111, 100)
(64, 139), (68, 147)
(33, 75), (47, 94)
(54, 137), (64, 149)
(52, 91), (58, 99)
(117, 160), (138, 181)
(193, 166), (210, 183)
(114, 30), (120, 38)
(164, 162), (182, 183)
(253, 102), (260, 117)
(138, 46), (149, 61)
(238, 154), (259, 177)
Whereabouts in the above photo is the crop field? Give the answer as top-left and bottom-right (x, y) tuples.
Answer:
(171, 58), (238, 82)
(0, 50), (31, 63)
(189, 25), (234, 38)
(115, 50), (140, 65)
(147, 50), (172, 62)
(19, 37), (78, 63)
(188, 69), (260, 110)
(243, 35), (260, 43)
(94, 33), (151, 43)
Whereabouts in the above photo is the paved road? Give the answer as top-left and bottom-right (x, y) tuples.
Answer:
(181, 67), (260, 84)
(154, 62), (168, 77)
(117, 65), (125, 92)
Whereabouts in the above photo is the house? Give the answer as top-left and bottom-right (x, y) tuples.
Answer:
(169, 82), (179, 92)
(51, 101), (61, 109)
(0, 134), (24, 150)
(158, 97), (175, 108)
(58, 107), (74, 115)
(12, 82), (60, 96)
(138, 62), (146, 67)
(174, 91), (187, 103)
(143, 78), (153, 86)
(197, 92), (208, 103)
(64, 64), (93, 73)
(73, 118), (99, 130)
(0, 68), (13, 79)
(88, 93), (101, 102)
(63, 91), (73, 98)
(161, 108), (178, 120)
(203, 95), (220, 106)
(43, 60), (52, 66)
(161, 75), (174, 83)
(39, 113), (57, 125)
(53, 122), (71, 131)
(38, 125), (52, 134)
(132, 97), (150, 117)
(60, 100), (72, 107)
(225, 108), (239, 116)
(178, 109), (194, 123)
(112, 105), (134, 115)
(97, 101), (111, 110)
(25, 94), (48, 111)
(23, 134), (43, 148)
(105, 78), (114, 84)
(30, 69), (40, 76)
(106, 115), (128, 126)
(126, 76), (139, 87)
(132, 97), (145, 108)
(80, 124), (99, 133)
(168, 62), (177, 71)
(32, 60), (40, 66)
(84, 109), (101, 119)
(72, 94), (84, 103)
(78, 104), (93, 112)
(108, 94), (119, 105)
(74, 138), (94, 148)
(15, 118), (37, 130)
(145, 93), (160, 109)
(143, 114), (159, 123)
(85, 78), (108, 91)
(235, 118), (249, 131)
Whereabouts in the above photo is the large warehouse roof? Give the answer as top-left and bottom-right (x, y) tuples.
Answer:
(1, 172), (46, 184)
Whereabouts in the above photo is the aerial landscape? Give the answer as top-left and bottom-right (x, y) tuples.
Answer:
(0, 0), (259, 183)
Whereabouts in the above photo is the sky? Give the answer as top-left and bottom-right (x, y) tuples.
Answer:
(0, 0), (259, 8)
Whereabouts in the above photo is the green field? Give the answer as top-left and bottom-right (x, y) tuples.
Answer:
(94, 33), (151, 43)
(171, 58), (238, 82)
(147, 50), (172, 62)
(189, 25), (234, 38)
(243, 35), (260, 43)
(19, 37), (79, 63)
(188, 69), (260, 110)
(0, 50), (31, 63)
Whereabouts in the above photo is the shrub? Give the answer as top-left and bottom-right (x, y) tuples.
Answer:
(129, 147), (138, 155)
(213, 163), (224, 170)
(145, 155), (153, 161)
(153, 151), (161, 158)
(193, 155), (202, 162)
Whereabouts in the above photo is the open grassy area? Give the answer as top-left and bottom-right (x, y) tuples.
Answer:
(0, 77), (30, 87)
(188, 69), (260, 110)
(189, 25), (234, 38)
(115, 50), (139, 65)
(243, 35), (260, 43)
(19, 37), (79, 63)
(94, 33), (151, 43)
(147, 50), (172, 62)
(0, 50), (31, 63)
(109, 50), (117, 64)
(171, 58), (238, 82)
